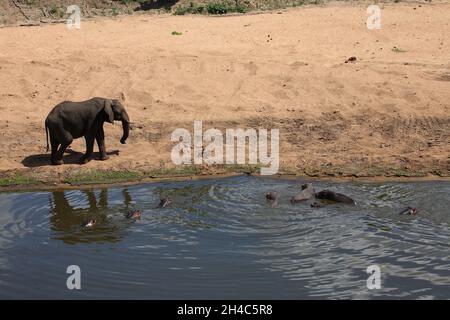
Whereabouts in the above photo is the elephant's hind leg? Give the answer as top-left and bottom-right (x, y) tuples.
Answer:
(50, 141), (61, 165)
(49, 133), (61, 165)
(55, 132), (73, 165)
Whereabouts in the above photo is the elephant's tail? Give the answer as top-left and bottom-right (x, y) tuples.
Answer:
(45, 122), (49, 152)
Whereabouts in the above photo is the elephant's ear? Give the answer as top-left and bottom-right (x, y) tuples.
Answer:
(103, 100), (114, 124)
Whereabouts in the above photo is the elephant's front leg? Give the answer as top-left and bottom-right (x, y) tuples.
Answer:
(96, 126), (109, 161)
(80, 133), (95, 164)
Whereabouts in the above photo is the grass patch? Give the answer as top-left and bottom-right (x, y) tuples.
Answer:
(174, 1), (249, 15)
(148, 165), (203, 177)
(174, 2), (205, 15)
(389, 168), (426, 177)
(206, 2), (230, 14)
(64, 170), (143, 185)
(0, 174), (38, 187)
(171, 31), (183, 35)
(111, 7), (119, 16)
(172, 0), (323, 16)
(223, 163), (262, 174)
(48, 4), (58, 15)
(48, 4), (65, 18)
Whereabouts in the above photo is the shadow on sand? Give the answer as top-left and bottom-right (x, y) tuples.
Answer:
(22, 149), (120, 168)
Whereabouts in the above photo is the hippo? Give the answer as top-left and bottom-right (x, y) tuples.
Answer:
(81, 219), (96, 228)
(398, 207), (417, 215)
(315, 190), (355, 205)
(158, 198), (172, 208)
(126, 210), (142, 219)
(265, 191), (278, 207)
(291, 183), (315, 203)
(265, 192), (278, 201)
(310, 202), (324, 208)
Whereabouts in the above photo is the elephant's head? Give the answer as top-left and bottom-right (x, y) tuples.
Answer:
(104, 99), (130, 144)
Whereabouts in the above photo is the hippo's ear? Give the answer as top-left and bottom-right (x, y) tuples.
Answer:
(103, 100), (114, 124)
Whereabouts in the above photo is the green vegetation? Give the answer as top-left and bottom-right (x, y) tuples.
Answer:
(174, 2), (205, 15)
(389, 168), (426, 177)
(64, 170), (143, 185)
(48, 4), (65, 18)
(0, 174), (38, 187)
(148, 165), (203, 177)
(11, 0), (328, 22)
(0, 162), (447, 189)
(223, 164), (262, 174)
(172, 0), (322, 16)
(174, 1), (248, 15)
(111, 7), (120, 16)
(171, 31), (183, 35)
(206, 2), (233, 14)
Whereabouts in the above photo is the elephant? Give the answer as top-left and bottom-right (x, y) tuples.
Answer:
(45, 97), (130, 165)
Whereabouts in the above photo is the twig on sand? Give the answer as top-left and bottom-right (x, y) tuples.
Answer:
(18, 22), (40, 27)
(40, 19), (67, 24)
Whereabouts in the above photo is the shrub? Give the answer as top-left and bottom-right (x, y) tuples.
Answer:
(206, 2), (229, 14)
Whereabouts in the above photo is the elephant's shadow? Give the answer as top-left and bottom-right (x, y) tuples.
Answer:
(22, 149), (119, 168)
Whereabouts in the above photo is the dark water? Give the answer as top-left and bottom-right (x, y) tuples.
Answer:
(0, 175), (449, 299)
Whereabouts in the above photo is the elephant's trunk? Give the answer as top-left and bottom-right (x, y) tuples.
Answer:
(120, 111), (130, 144)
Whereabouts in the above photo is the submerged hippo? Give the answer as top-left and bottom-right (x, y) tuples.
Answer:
(315, 190), (355, 205)
(291, 183), (315, 203)
(81, 219), (96, 228)
(265, 191), (278, 207)
(158, 198), (172, 208)
(126, 210), (142, 219)
(266, 192), (278, 201)
(399, 207), (418, 215)
(310, 202), (324, 208)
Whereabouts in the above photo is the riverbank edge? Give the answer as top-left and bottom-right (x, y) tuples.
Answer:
(0, 1), (326, 28)
(0, 1), (434, 29)
(1, 165), (449, 192)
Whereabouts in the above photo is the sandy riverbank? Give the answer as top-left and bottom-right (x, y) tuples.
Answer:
(0, 2), (449, 188)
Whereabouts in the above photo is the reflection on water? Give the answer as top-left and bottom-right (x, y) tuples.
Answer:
(50, 189), (128, 244)
(0, 176), (449, 299)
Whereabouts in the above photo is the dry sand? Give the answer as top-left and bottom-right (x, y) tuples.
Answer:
(0, 3), (449, 183)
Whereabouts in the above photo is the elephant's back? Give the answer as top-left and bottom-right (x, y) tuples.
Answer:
(47, 100), (95, 117)
(45, 101), (68, 122)
(45, 102), (63, 123)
